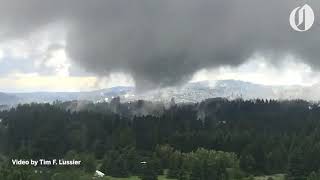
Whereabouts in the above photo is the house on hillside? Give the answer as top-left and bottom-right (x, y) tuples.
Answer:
(94, 170), (105, 178)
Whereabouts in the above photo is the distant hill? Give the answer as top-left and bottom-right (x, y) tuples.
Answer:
(122, 80), (307, 103)
(0, 80), (315, 105)
(9, 86), (134, 104)
(0, 93), (19, 105)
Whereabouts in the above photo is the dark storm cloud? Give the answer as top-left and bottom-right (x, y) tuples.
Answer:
(0, 0), (319, 89)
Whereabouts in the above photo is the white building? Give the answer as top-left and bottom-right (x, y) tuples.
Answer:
(94, 170), (105, 178)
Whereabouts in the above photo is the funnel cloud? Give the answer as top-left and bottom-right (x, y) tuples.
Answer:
(0, 0), (319, 90)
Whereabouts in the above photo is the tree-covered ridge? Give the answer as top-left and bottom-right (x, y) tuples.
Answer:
(0, 99), (320, 179)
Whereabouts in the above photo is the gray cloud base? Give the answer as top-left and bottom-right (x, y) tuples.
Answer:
(0, 0), (319, 90)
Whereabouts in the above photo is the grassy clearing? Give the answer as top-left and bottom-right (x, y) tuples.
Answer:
(104, 176), (140, 180)
(104, 175), (176, 180)
(157, 175), (176, 180)
(254, 174), (285, 180)
(104, 174), (285, 180)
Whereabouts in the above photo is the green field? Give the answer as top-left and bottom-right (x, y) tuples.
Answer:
(254, 174), (285, 180)
(105, 176), (140, 180)
(157, 175), (176, 180)
(103, 174), (285, 180)
(104, 175), (176, 180)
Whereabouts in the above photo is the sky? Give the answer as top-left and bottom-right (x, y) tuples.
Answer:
(0, 0), (319, 92)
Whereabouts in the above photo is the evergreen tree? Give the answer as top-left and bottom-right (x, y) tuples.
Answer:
(288, 150), (307, 180)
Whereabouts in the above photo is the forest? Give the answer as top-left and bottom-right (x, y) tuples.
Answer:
(0, 98), (319, 179)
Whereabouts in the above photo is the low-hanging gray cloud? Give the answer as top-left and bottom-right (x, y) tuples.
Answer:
(0, 0), (319, 90)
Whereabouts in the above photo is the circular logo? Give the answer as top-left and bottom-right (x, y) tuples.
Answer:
(289, 4), (314, 32)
